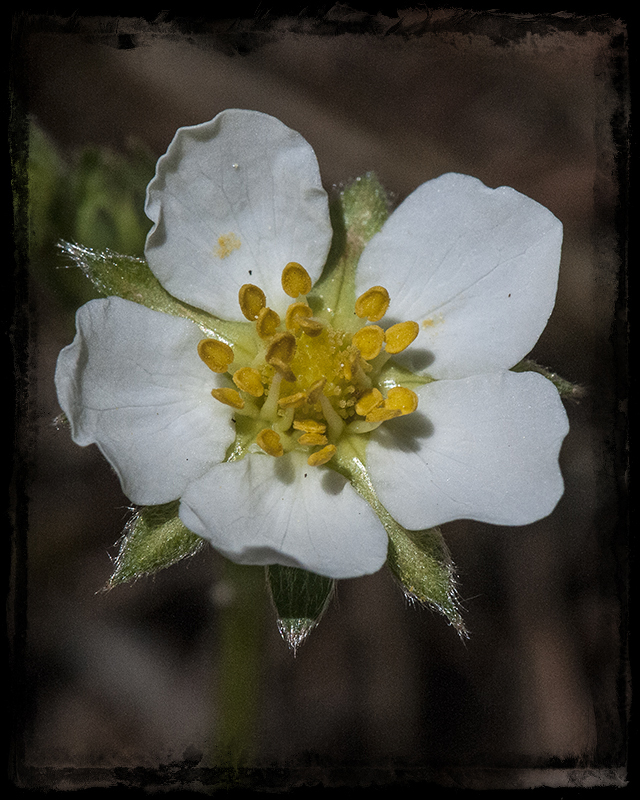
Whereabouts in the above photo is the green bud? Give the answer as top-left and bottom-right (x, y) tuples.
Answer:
(266, 564), (335, 654)
(107, 501), (204, 588)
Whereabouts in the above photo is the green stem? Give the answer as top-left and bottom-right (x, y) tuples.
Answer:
(209, 559), (266, 771)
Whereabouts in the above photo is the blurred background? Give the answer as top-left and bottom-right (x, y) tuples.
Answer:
(11, 9), (628, 792)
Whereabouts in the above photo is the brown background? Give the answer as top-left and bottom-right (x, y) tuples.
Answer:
(11, 9), (628, 791)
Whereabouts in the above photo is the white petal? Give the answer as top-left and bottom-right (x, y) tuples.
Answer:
(366, 371), (569, 529)
(55, 297), (236, 505)
(179, 451), (388, 579)
(145, 109), (333, 320)
(356, 173), (563, 379)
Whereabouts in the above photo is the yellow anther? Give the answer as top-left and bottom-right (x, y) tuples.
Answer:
(232, 367), (264, 397)
(266, 331), (297, 366)
(210, 387), (245, 409)
(306, 378), (326, 404)
(293, 419), (327, 434)
(384, 320), (419, 354)
(352, 325), (385, 361)
(355, 285), (390, 322)
(282, 262), (312, 298)
(278, 391), (307, 409)
(385, 386), (419, 415)
(307, 444), (337, 467)
(238, 283), (266, 321)
(285, 301), (313, 330)
(256, 428), (284, 457)
(298, 432), (329, 446)
(255, 306), (281, 339)
(355, 387), (384, 417)
(365, 406), (402, 423)
(268, 357), (296, 383)
(197, 338), (234, 373)
(298, 316), (324, 337)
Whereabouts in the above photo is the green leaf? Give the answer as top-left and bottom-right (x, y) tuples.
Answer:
(266, 564), (335, 654)
(511, 358), (585, 400)
(309, 172), (390, 332)
(107, 501), (205, 588)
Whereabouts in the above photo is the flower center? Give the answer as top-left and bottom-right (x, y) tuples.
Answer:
(197, 262), (420, 467)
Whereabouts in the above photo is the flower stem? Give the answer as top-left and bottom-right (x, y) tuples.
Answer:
(208, 559), (266, 771)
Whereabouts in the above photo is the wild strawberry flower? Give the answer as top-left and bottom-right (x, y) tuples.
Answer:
(55, 109), (569, 584)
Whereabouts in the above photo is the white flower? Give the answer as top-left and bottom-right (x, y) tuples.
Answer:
(55, 109), (569, 580)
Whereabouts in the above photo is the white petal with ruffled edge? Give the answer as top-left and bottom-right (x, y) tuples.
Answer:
(54, 297), (236, 506)
(145, 109), (333, 320)
(179, 450), (388, 579)
(356, 173), (563, 380)
(366, 370), (569, 530)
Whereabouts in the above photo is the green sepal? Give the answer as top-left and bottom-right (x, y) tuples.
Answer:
(333, 441), (467, 635)
(106, 501), (205, 588)
(266, 564), (335, 654)
(386, 525), (468, 637)
(511, 358), (584, 400)
(58, 240), (256, 358)
(308, 172), (390, 332)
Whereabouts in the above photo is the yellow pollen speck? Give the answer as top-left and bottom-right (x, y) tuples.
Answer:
(215, 232), (241, 259)
(232, 367), (264, 397)
(298, 432), (328, 446)
(256, 306), (281, 339)
(385, 321), (419, 354)
(355, 286), (390, 322)
(365, 406), (402, 423)
(385, 386), (419, 415)
(307, 444), (337, 467)
(211, 387), (245, 409)
(198, 338), (234, 373)
(238, 284), (266, 321)
(355, 387), (384, 417)
(256, 428), (284, 457)
(352, 325), (385, 361)
(282, 262), (312, 298)
(293, 418), (327, 434)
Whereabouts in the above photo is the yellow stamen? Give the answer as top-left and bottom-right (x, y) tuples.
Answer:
(255, 306), (281, 339)
(268, 357), (296, 383)
(293, 419), (327, 434)
(278, 391), (307, 409)
(232, 367), (264, 397)
(282, 262), (312, 298)
(211, 387), (245, 409)
(266, 331), (296, 365)
(365, 406), (402, 423)
(355, 286), (390, 322)
(285, 301), (313, 331)
(256, 428), (284, 457)
(298, 316), (324, 336)
(306, 378), (326, 404)
(355, 387), (384, 417)
(307, 444), (337, 467)
(198, 338), (234, 373)
(384, 320), (420, 354)
(385, 386), (419, 415)
(352, 325), (385, 361)
(298, 432), (329, 446)
(238, 284), (266, 321)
